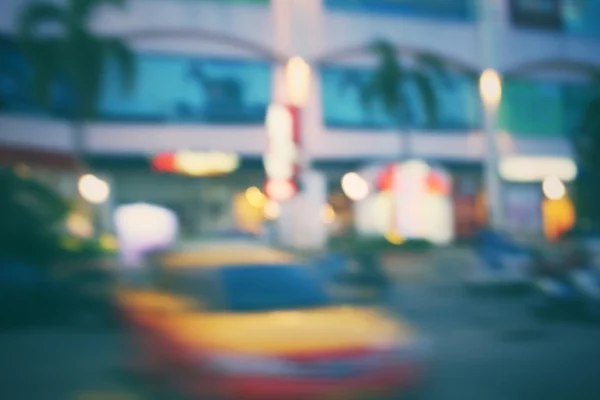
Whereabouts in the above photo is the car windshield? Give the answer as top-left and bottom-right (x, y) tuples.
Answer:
(217, 264), (332, 313)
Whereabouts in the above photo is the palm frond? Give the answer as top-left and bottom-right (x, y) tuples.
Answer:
(22, 38), (64, 109)
(415, 53), (454, 89)
(368, 39), (398, 66)
(17, 1), (66, 38)
(71, 36), (105, 118)
(102, 37), (136, 93)
(573, 96), (600, 168)
(413, 69), (438, 128)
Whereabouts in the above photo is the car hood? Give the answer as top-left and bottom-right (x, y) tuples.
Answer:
(165, 306), (418, 356)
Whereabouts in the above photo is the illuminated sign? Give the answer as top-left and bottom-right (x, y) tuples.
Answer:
(499, 156), (577, 183)
(263, 104), (300, 201)
(152, 151), (240, 176)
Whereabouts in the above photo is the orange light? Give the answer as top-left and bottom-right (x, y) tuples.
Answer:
(152, 152), (176, 172)
(542, 197), (575, 241)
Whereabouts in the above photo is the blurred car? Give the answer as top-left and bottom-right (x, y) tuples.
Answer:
(0, 259), (72, 328)
(465, 228), (534, 292)
(559, 227), (600, 270)
(118, 243), (430, 400)
(532, 227), (600, 320)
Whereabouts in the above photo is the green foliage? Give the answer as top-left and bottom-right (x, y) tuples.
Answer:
(17, 0), (135, 121)
(328, 235), (433, 253)
(343, 39), (453, 129)
(59, 235), (117, 260)
(573, 88), (600, 227)
(0, 168), (69, 265)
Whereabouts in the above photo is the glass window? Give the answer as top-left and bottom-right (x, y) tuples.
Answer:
(161, 267), (225, 309)
(321, 65), (480, 131)
(509, 0), (563, 30)
(509, 0), (600, 38)
(324, 0), (477, 21)
(498, 79), (595, 138)
(562, 82), (598, 136)
(498, 79), (565, 137)
(101, 54), (272, 124)
(216, 265), (332, 313)
(0, 34), (272, 124)
(563, 0), (600, 38)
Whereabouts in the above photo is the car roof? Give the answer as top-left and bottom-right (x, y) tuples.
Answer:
(157, 242), (298, 269)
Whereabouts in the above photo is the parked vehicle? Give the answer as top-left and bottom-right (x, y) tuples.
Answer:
(533, 267), (600, 321)
(465, 228), (535, 293)
(532, 229), (600, 321)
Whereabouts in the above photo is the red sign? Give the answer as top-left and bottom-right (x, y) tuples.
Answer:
(263, 104), (301, 201)
(264, 178), (297, 202)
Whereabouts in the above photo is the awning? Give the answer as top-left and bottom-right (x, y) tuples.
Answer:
(0, 145), (77, 169)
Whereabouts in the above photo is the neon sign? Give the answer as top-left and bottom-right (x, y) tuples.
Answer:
(152, 151), (240, 176)
(263, 104), (300, 201)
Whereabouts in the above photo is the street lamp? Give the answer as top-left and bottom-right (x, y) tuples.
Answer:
(479, 68), (503, 228)
(286, 56), (311, 108)
(480, 69), (502, 111)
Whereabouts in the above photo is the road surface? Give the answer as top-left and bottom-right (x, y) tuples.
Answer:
(2, 263), (600, 399)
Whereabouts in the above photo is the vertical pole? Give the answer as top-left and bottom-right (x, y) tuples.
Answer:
(483, 103), (503, 228)
(479, 0), (503, 229)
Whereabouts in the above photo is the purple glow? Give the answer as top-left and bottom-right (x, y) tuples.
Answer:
(114, 203), (178, 266)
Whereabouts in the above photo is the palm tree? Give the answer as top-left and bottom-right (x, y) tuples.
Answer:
(341, 39), (460, 159)
(0, 167), (69, 266)
(572, 82), (600, 227)
(17, 0), (135, 168)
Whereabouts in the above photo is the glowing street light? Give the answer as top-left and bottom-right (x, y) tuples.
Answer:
(286, 56), (311, 107)
(480, 68), (502, 110)
(78, 174), (110, 204)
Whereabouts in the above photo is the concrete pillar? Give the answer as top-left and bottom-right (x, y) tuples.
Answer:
(270, 0), (328, 250)
(478, 0), (505, 229)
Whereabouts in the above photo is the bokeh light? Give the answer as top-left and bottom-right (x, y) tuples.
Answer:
(385, 230), (405, 245)
(263, 200), (281, 220)
(78, 174), (110, 204)
(320, 203), (336, 224)
(341, 172), (369, 201)
(114, 203), (178, 265)
(245, 186), (266, 208)
(264, 178), (297, 202)
(66, 213), (94, 238)
(479, 68), (502, 109)
(543, 176), (566, 200)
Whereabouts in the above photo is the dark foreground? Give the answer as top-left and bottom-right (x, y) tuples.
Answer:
(1, 282), (600, 400)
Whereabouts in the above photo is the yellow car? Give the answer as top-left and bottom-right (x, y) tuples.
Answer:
(118, 243), (430, 400)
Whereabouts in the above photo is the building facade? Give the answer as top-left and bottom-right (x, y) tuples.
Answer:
(1, 0), (599, 242)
